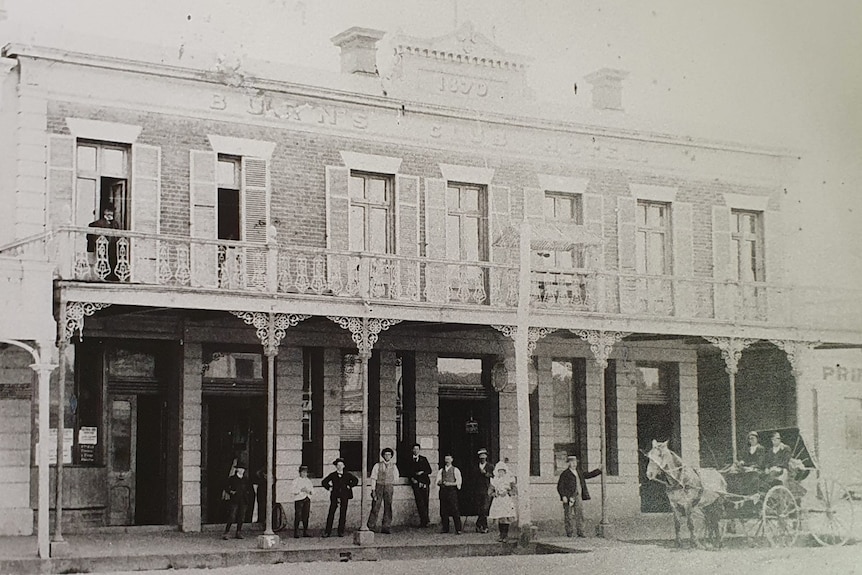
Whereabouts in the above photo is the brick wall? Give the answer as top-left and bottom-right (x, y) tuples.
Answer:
(45, 98), (784, 285)
(0, 347), (34, 535)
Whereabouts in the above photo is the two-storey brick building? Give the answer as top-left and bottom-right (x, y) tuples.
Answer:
(1, 24), (859, 546)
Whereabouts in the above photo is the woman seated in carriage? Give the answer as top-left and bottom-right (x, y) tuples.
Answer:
(737, 431), (765, 471)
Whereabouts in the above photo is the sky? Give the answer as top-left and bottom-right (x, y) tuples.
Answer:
(2, 0), (860, 290)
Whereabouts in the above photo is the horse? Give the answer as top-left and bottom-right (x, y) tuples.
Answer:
(645, 440), (726, 549)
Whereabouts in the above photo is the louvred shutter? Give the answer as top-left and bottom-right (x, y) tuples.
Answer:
(189, 150), (218, 287)
(489, 185), (513, 306)
(712, 206), (732, 320)
(48, 135), (76, 227)
(242, 156), (269, 290)
(395, 174), (420, 300)
(582, 192), (604, 310)
(617, 196), (637, 314)
(670, 202), (693, 317)
(131, 144), (161, 283)
(424, 178), (447, 302)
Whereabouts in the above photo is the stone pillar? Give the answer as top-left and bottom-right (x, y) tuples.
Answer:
(537, 357), (555, 478)
(678, 359), (700, 464)
(378, 351), (398, 456)
(180, 343), (202, 531)
(498, 356), (518, 466)
(322, 348), (342, 470)
(584, 361), (603, 471)
(275, 347), (303, 505)
(615, 366), (638, 483)
(414, 352), (439, 521)
(414, 352), (439, 464)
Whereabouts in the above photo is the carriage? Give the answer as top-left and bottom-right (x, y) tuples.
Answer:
(646, 428), (856, 548)
(718, 427), (856, 547)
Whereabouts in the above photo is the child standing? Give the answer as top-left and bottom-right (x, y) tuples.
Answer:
(487, 462), (517, 542)
(291, 465), (313, 537)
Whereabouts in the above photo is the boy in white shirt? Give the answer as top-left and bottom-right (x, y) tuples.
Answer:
(291, 465), (313, 537)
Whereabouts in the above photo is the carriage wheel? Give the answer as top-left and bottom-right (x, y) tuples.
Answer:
(807, 479), (855, 547)
(762, 485), (801, 547)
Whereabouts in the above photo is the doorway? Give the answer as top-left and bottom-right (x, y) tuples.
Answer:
(438, 396), (497, 517)
(638, 403), (675, 513)
(106, 393), (167, 525)
(201, 396), (266, 524)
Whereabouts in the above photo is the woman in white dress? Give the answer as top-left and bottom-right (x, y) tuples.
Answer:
(487, 462), (517, 542)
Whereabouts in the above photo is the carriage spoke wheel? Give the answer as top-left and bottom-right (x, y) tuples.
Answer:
(808, 479), (855, 547)
(762, 485), (801, 547)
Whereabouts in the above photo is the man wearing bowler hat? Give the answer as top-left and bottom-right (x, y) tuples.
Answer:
(556, 454), (601, 538)
(473, 448), (495, 533)
(321, 458), (358, 537)
(223, 453), (252, 540)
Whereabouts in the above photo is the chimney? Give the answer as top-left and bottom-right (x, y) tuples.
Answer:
(584, 68), (629, 111)
(331, 27), (386, 76)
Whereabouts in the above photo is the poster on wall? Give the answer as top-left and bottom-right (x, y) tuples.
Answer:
(45, 428), (73, 464)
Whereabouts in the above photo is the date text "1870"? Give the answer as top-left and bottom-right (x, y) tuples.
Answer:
(438, 74), (489, 97)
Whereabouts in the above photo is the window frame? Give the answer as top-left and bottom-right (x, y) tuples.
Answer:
(534, 191), (585, 270)
(348, 171), (395, 254)
(730, 209), (765, 282)
(635, 200), (671, 276)
(216, 155), (242, 242)
(445, 182), (489, 262)
(75, 140), (131, 229)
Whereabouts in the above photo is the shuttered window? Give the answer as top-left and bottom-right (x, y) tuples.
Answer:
(445, 183), (487, 261)
(217, 156), (241, 241)
(636, 201), (670, 275)
(75, 142), (130, 228)
(348, 172), (393, 253)
(731, 209), (764, 282)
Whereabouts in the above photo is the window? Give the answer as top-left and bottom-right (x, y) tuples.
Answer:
(445, 183), (488, 261)
(349, 172), (393, 253)
(302, 348), (324, 476)
(339, 352), (380, 472)
(395, 352), (417, 473)
(552, 358), (588, 472)
(217, 156), (241, 241)
(731, 209), (764, 282)
(532, 192), (584, 269)
(75, 141), (130, 227)
(636, 201), (670, 275)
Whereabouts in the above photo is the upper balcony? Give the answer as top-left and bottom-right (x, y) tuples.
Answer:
(3, 226), (861, 342)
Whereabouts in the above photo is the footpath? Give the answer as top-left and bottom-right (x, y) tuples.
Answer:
(0, 516), (678, 574)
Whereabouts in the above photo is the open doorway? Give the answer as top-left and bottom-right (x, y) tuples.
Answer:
(437, 357), (499, 517)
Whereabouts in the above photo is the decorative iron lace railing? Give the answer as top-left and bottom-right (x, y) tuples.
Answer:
(0, 226), (806, 324)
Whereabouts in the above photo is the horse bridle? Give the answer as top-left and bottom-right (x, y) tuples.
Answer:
(642, 449), (690, 490)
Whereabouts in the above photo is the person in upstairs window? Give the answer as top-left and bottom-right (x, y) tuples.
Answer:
(366, 447), (400, 534)
(86, 204), (122, 281)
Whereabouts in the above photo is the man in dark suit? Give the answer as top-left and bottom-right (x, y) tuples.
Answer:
(321, 457), (359, 537)
(556, 455), (601, 537)
(222, 453), (252, 540)
(473, 448), (495, 533)
(404, 443), (433, 527)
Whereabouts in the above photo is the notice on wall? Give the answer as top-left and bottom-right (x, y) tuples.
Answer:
(43, 428), (73, 465)
(78, 427), (98, 445)
(79, 443), (97, 463)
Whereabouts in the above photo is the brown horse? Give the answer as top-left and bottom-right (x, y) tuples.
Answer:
(645, 440), (726, 548)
